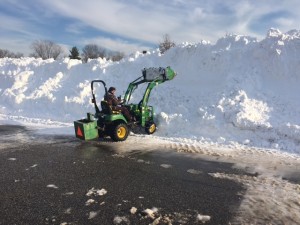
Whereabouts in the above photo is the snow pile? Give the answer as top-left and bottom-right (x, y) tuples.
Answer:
(0, 28), (300, 154)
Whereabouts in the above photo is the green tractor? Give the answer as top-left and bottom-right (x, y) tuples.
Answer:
(74, 66), (176, 142)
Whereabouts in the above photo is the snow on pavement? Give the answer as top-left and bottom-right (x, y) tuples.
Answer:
(210, 172), (300, 224)
(97, 133), (300, 224)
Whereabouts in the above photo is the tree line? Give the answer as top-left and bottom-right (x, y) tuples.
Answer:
(0, 34), (176, 61)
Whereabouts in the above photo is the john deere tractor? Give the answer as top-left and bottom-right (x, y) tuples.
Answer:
(74, 66), (176, 142)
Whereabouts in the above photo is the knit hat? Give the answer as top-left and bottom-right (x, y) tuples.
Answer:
(108, 87), (116, 93)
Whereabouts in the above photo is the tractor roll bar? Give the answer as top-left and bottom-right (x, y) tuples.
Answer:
(91, 80), (107, 113)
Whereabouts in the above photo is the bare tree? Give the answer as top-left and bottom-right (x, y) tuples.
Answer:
(0, 49), (9, 58)
(0, 49), (24, 58)
(13, 52), (24, 58)
(110, 51), (125, 62)
(158, 34), (176, 54)
(81, 44), (106, 63)
(30, 40), (63, 60)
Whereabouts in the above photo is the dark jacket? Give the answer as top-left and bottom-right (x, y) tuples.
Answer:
(104, 91), (132, 121)
(104, 92), (120, 108)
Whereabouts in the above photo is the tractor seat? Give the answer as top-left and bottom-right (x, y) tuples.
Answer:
(101, 101), (121, 114)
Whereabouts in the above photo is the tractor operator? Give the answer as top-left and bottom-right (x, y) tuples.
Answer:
(104, 87), (133, 122)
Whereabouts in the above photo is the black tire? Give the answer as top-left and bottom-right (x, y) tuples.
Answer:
(145, 122), (156, 135)
(110, 123), (129, 141)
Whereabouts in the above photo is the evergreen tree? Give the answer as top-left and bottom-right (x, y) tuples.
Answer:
(69, 46), (81, 60)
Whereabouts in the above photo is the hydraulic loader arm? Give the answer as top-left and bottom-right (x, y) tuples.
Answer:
(123, 76), (143, 104)
(123, 66), (176, 106)
(140, 79), (165, 108)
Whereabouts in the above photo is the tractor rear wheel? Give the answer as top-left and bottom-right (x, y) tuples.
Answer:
(110, 123), (129, 141)
(145, 122), (156, 135)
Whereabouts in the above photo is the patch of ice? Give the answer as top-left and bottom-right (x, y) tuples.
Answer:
(130, 207), (137, 214)
(86, 188), (107, 196)
(160, 164), (172, 169)
(64, 208), (72, 214)
(8, 158), (17, 161)
(88, 211), (98, 220)
(143, 207), (158, 220)
(187, 169), (202, 175)
(47, 184), (58, 189)
(113, 216), (129, 224)
(197, 214), (211, 223)
(85, 199), (96, 206)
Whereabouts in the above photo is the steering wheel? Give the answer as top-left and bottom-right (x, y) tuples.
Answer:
(118, 96), (124, 105)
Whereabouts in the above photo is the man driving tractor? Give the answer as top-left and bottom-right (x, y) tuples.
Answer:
(74, 67), (176, 142)
(104, 87), (133, 122)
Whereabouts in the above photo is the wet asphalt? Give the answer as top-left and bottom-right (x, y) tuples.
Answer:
(0, 125), (248, 225)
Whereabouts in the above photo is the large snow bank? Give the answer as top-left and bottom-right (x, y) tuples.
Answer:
(0, 28), (300, 154)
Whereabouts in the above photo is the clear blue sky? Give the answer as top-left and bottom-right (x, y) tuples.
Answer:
(0, 0), (299, 56)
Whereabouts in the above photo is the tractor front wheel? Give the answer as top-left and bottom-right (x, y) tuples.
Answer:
(110, 123), (129, 141)
(145, 122), (156, 135)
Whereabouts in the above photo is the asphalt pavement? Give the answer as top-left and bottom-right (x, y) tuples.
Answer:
(0, 125), (248, 225)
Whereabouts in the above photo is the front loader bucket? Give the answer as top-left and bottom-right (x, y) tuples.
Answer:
(74, 119), (98, 140)
(165, 67), (176, 80)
